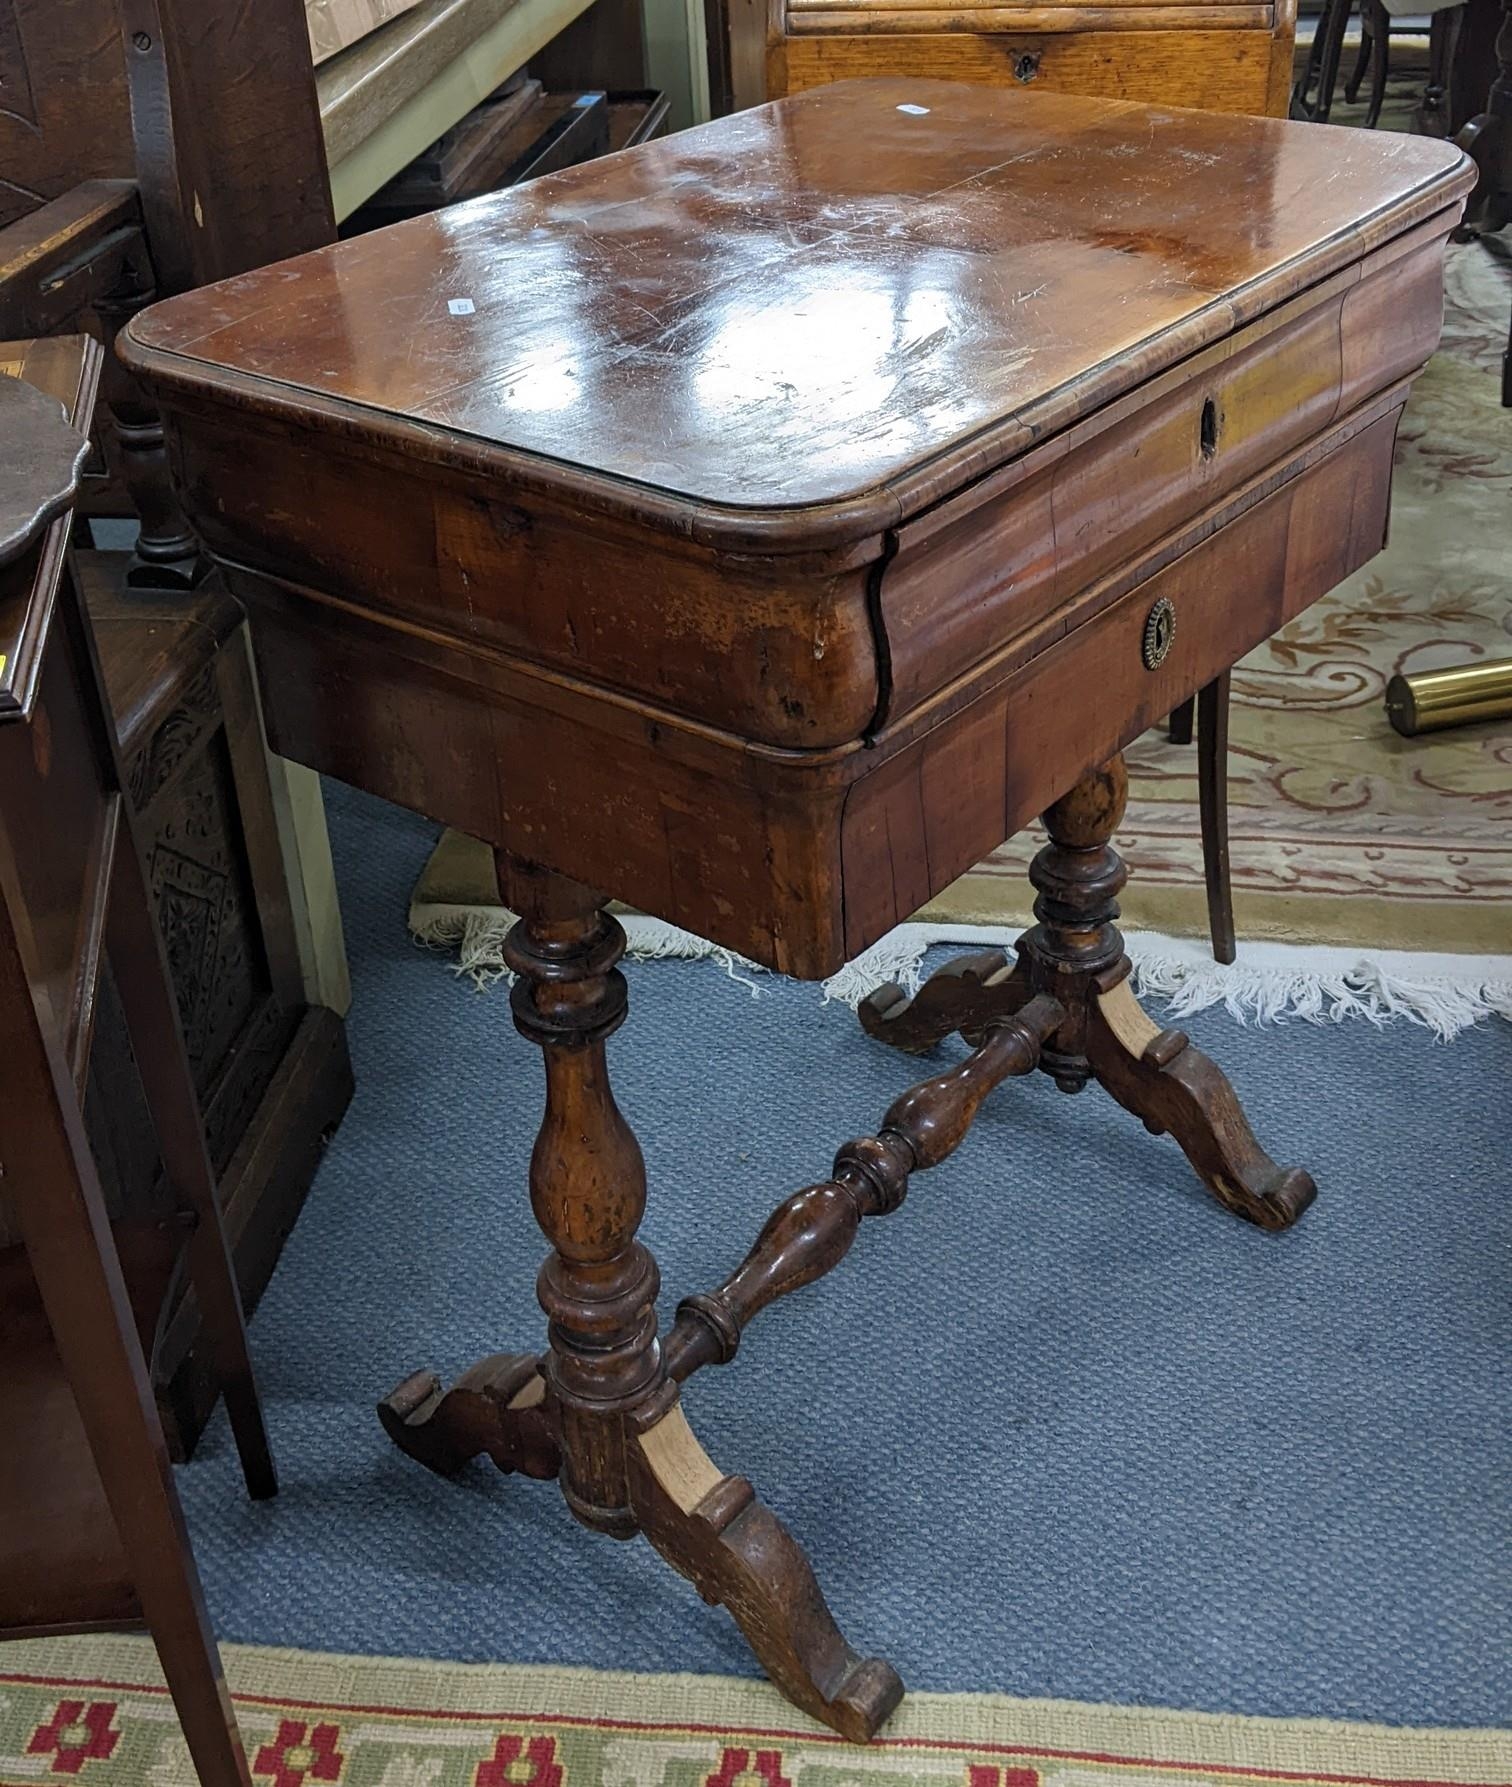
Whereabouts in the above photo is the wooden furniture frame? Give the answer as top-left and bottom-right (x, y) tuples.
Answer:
(0, 335), (266, 1787)
(0, 0), (354, 1452)
(123, 81), (1474, 1742)
(712, 0), (1296, 119)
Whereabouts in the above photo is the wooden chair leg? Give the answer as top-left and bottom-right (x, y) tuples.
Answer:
(2, 927), (254, 1787)
(1364, 0), (1391, 126)
(151, 1615), (257, 1787)
(1166, 697), (1195, 746)
(1291, 0), (1354, 120)
(103, 797), (276, 1500)
(1344, 11), (1373, 102)
(1196, 672), (1236, 966)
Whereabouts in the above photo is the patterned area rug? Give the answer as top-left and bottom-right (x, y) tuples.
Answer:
(4, 1637), (1510, 1787)
(923, 240), (1512, 956)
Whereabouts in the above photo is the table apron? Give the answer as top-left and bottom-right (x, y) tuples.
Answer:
(231, 398), (1401, 977)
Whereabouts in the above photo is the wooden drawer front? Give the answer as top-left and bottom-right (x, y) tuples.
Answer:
(841, 408), (1399, 954)
(171, 415), (881, 751)
(775, 28), (1281, 110)
(880, 247), (1439, 722)
(786, 0), (1272, 32)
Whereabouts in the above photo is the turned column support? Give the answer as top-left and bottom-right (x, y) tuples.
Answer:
(378, 756), (1314, 1749)
(93, 264), (214, 591)
(497, 856), (661, 1537)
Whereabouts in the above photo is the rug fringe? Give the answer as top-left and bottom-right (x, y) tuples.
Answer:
(409, 903), (1512, 1040)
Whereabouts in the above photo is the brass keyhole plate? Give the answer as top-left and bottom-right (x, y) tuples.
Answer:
(1142, 596), (1175, 670)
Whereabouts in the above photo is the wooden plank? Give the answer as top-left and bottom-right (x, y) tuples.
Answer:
(307, 0), (427, 64)
(787, 7), (1271, 30)
(776, 27), (1279, 106)
(119, 0), (335, 290)
(319, 0), (600, 218)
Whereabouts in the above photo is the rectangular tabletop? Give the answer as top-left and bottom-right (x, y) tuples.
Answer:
(127, 79), (1468, 532)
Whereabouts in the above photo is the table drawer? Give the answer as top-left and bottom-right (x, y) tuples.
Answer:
(840, 406), (1400, 952)
(785, 0), (1272, 32)
(880, 236), (1445, 724)
(776, 27), (1282, 110)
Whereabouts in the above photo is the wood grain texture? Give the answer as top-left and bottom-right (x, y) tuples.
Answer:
(498, 866), (659, 1537)
(0, 0), (133, 229)
(837, 406), (1404, 960)
(0, 4), (355, 1454)
(786, 6), (1272, 29)
(127, 83), (1464, 1735)
(121, 84), (1470, 976)
(124, 81), (1470, 527)
(118, 0), (335, 295)
(772, 27), (1279, 107)
(0, 334), (263, 1786)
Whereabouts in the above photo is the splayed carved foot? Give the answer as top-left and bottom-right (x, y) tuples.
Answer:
(1087, 979), (1316, 1230)
(378, 1353), (560, 1479)
(632, 1403), (903, 1742)
(857, 948), (1028, 1053)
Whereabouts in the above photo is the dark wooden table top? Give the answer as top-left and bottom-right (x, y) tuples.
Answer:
(126, 79), (1469, 529)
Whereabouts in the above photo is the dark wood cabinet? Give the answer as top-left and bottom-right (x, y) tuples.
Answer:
(0, 0), (354, 1454)
(91, 575), (353, 1452)
(0, 566), (352, 1455)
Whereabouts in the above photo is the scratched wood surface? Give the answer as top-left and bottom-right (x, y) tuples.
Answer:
(126, 80), (1468, 521)
(117, 84), (1477, 1741)
(122, 81), (1474, 975)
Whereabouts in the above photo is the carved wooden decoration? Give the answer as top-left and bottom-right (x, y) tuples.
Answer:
(0, 374), (88, 564)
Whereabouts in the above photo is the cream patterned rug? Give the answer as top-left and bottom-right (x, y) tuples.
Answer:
(409, 241), (1512, 1030)
(4, 1636), (1509, 1787)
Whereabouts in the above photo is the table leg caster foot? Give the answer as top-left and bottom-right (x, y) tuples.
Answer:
(377, 1353), (560, 1479)
(1088, 980), (1316, 1231)
(633, 1404), (903, 1742)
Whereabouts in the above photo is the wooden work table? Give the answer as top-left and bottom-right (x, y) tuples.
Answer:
(122, 80), (1474, 1739)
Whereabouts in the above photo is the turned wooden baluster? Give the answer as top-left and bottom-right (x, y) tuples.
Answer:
(498, 856), (661, 1538)
(663, 993), (1063, 1381)
(94, 264), (213, 590)
(1020, 758), (1132, 1094)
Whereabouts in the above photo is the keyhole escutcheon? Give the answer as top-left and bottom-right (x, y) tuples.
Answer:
(1200, 395), (1220, 461)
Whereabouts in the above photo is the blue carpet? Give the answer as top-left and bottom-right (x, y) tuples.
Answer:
(179, 781), (1512, 1727)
